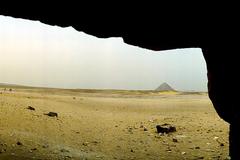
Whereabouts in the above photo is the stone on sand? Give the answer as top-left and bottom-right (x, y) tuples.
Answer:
(156, 124), (176, 134)
(27, 106), (35, 111)
(44, 112), (58, 117)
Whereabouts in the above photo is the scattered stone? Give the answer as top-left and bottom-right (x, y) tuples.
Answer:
(27, 106), (35, 111)
(172, 138), (178, 143)
(220, 143), (224, 146)
(9, 88), (12, 92)
(156, 124), (176, 134)
(73, 97), (76, 100)
(166, 147), (171, 152)
(44, 112), (58, 117)
(29, 148), (37, 153)
(194, 156), (204, 159)
(130, 149), (134, 152)
(195, 146), (200, 149)
(92, 141), (99, 145)
(16, 141), (23, 145)
(143, 127), (148, 131)
(213, 136), (219, 140)
(181, 152), (186, 155)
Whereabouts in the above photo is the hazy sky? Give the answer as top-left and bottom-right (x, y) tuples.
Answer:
(0, 15), (207, 91)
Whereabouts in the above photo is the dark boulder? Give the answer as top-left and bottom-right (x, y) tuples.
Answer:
(44, 112), (58, 117)
(156, 123), (176, 134)
(27, 106), (35, 111)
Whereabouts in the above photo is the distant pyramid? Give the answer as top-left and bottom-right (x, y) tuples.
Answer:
(155, 82), (175, 91)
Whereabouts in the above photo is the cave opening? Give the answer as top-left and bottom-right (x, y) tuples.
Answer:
(0, 15), (229, 159)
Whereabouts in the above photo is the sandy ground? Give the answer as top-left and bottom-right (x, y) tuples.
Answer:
(0, 87), (229, 160)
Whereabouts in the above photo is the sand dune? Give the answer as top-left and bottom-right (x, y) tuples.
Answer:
(0, 87), (228, 159)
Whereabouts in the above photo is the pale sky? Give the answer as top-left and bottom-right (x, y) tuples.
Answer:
(0, 15), (207, 91)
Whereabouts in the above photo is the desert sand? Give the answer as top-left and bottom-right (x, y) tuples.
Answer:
(0, 86), (229, 160)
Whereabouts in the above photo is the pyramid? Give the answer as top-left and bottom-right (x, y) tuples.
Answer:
(155, 82), (174, 91)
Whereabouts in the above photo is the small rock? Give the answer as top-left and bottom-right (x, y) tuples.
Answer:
(27, 106), (35, 111)
(31, 148), (37, 151)
(16, 141), (23, 145)
(143, 127), (148, 131)
(73, 97), (76, 100)
(195, 146), (200, 149)
(166, 147), (172, 152)
(181, 152), (186, 155)
(220, 143), (224, 146)
(156, 124), (176, 134)
(44, 112), (58, 117)
(213, 136), (219, 140)
(172, 138), (178, 143)
(130, 149), (134, 152)
(92, 141), (99, 144)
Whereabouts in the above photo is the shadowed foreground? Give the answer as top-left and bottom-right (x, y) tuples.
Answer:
(0, 87), (229, 159)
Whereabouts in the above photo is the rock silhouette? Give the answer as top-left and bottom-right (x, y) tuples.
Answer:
(44, 112), (58, 117)
(156, 124), (176, 134)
